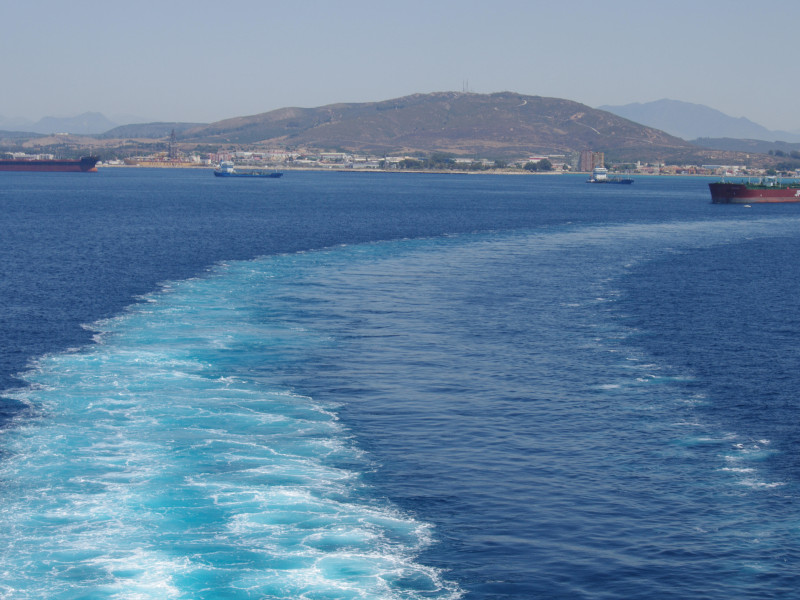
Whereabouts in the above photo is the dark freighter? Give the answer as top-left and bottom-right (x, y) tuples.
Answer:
(709, 178), (800, 203)
(0, 156), (99, 172)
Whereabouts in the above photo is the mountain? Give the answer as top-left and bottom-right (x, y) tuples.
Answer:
(691, 138), (800, 155)
(0, 93), (767, 165)
(0, 130), (43, 140)
(30, 112), (119, 135)
(0, 113), (200, 138)
(599, 99), (800, 143)
(99, 122), (207, 140)
(178, 91), (694, 160)
(0, 112), (119, 135)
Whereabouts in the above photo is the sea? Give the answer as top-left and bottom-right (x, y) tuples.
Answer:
(0, 168), (798, 599)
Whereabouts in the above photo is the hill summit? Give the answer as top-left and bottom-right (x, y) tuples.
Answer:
(181, 92), (693, 160)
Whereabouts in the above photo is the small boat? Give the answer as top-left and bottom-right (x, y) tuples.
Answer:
(214, 161), (283, 178)
(587, 166), (633, 184)
(709, 177), (800, 203)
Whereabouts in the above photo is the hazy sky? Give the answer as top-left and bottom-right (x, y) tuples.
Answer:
(3, 0), (799, 130)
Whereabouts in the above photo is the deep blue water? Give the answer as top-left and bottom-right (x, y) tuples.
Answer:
(1, 169), (799, 599)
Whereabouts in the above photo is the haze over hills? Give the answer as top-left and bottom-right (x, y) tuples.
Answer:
(0, 112), (120, 135)
(99, 122), (207, 140)
(599, 99), (800, 144)
(690, 137), (800, 155)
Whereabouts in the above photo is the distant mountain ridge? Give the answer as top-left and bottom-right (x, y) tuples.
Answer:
(99, 122), (207, 139)
(0, 112), (119, 135)
(177, 91), (693, 160)
(692, 138), (800, 155)
(0, 93), (780, 165)
(599, 99), (800, 143)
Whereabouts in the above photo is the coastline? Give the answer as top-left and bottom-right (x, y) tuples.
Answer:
(97, 164), (713, 177)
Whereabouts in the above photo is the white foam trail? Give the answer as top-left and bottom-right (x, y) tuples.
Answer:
(0, 255), (461, 600)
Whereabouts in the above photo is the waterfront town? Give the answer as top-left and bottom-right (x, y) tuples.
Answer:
(78, 148), (791, 177)
(4, 142), (795, 178)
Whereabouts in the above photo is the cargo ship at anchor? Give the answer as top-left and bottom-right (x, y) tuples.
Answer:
(0, 156), (99, 172)
(709, 177), (800, 203)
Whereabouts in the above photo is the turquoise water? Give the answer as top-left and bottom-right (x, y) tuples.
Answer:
(0, 252), (457, 598)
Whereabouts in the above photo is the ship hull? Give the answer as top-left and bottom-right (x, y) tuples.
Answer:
(214, 171), (283, 178)
(587, 178), (633, 184)
(0, 157), (99, 172)
(709, 182), (800, 203)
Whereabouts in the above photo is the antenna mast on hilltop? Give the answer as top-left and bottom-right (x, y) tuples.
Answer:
(462, 79), (470, 93)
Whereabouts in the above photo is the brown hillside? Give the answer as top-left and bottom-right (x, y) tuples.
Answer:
(181, 91), (694, 159)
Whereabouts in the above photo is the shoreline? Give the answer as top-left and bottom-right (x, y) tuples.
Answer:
(98, 164), (716, 177)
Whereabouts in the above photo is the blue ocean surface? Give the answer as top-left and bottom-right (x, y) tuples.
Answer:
(1, 169), (799, 599)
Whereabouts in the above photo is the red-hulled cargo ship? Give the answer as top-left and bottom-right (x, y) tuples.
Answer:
(0, 156), (99, 172)
(709, 178), (800, 203)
